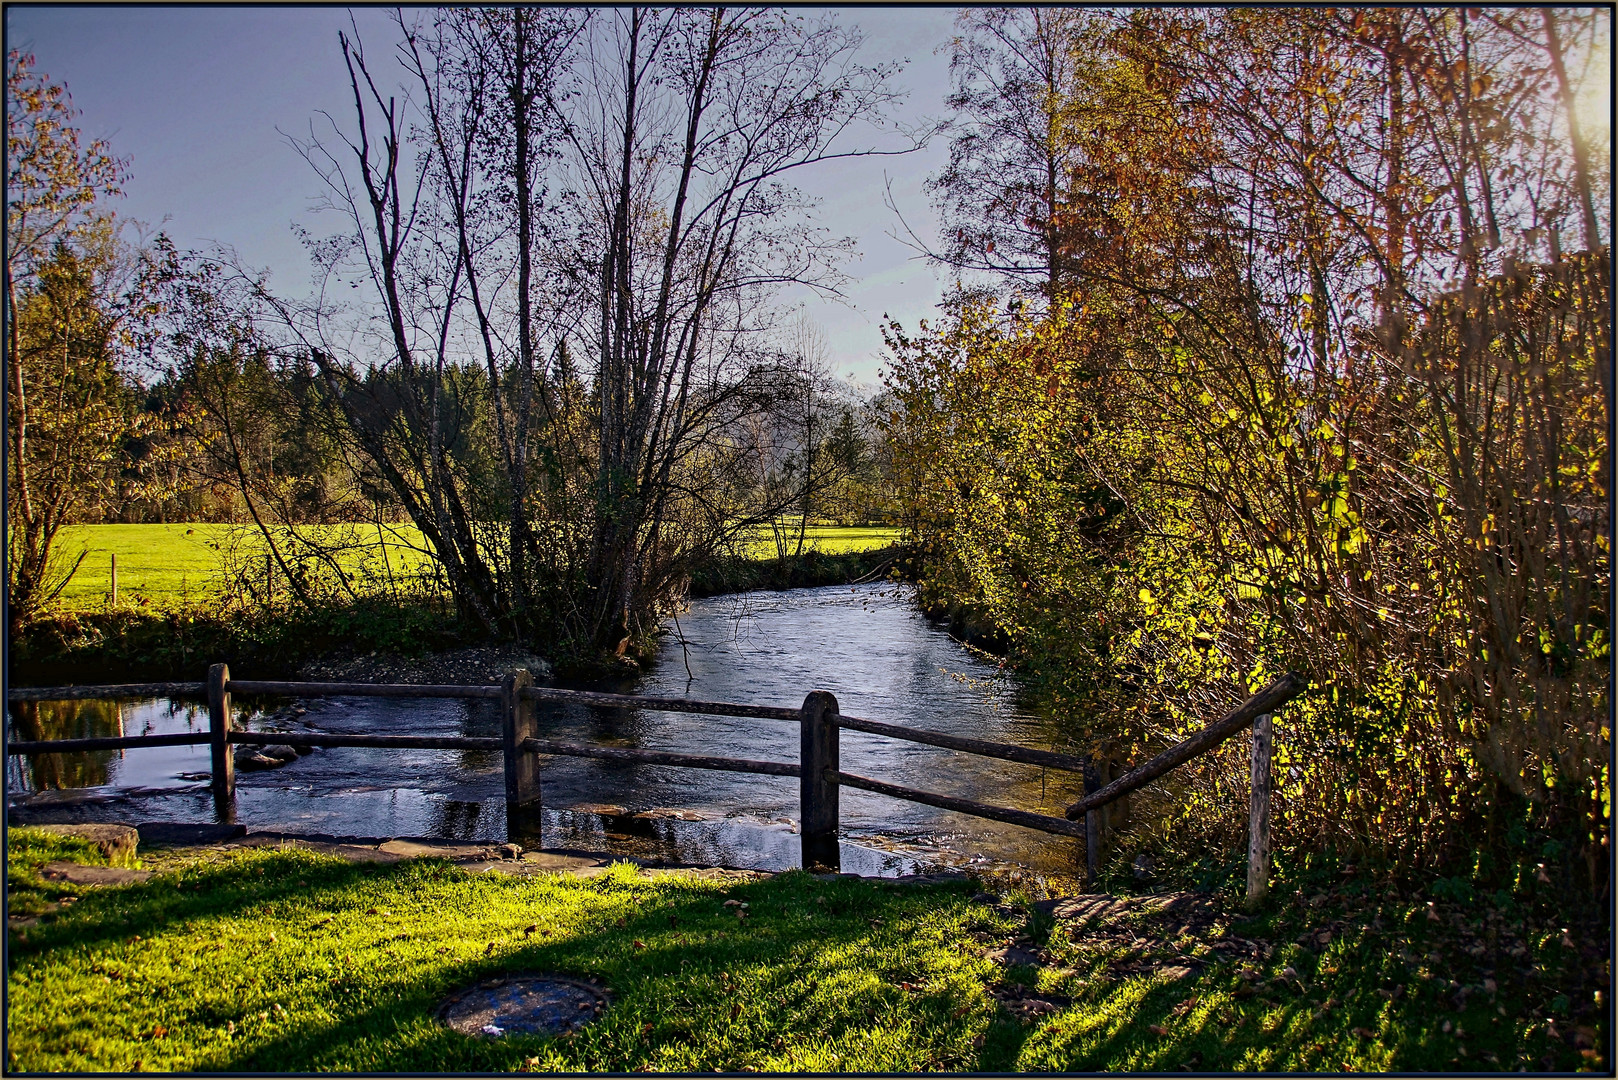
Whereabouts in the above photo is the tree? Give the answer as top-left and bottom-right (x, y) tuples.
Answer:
(923, 8), (1106, 303)
(891, 7), (1610, 879)
(242, 7), (916, 660)
(5, 52), (175, 629)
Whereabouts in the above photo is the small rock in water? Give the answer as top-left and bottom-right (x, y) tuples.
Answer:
(263, 744), (300, 762)
(1133, 854), (1157, 882)
(497, 843), (523, 860)
(233, 750), (283, 772)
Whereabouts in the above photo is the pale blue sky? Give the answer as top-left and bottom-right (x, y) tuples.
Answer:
(6, 4), (962, 382)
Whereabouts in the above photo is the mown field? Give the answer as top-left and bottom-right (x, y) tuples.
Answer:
(5, 830), (1598, 1073)
(46, 524), (902, 608)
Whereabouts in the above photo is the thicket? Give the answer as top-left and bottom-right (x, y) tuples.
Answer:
(889, 9), (1609, 892)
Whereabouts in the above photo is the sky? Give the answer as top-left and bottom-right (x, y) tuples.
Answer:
(5, 4), (964, 384)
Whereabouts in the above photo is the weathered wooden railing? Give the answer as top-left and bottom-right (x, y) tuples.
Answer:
(6, 664), (1304, 896)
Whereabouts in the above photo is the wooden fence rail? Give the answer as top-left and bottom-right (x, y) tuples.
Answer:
(6, 665), (1304, 893)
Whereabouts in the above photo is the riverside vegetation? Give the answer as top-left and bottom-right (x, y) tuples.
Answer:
(5, 829), (1603, 1072)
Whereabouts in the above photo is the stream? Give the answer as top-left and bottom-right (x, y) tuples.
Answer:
(7, 584), (1087, 875)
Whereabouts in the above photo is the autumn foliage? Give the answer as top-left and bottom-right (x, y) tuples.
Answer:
(890, 9), (1609, 887)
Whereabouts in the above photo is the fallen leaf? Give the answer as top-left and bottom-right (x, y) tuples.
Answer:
(731, 1002), (742, 1020)
(951, 1004), (972, 1020)
(633, 939), (646, 949)
(149, 1026), (167, 1040)
(1353, 1027), (1376, 1038)
(724, 899), (743, 907)
(523, 924), (538, 936)
(1150, 1024), (1170, 1036)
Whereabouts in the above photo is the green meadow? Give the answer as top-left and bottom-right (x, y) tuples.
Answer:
(45, 524), (903, 609)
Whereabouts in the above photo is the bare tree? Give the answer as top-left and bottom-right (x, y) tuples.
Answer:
(227, 7), (917, 660)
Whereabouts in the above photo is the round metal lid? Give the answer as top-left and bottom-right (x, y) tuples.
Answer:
(438, 974), (609, 1038)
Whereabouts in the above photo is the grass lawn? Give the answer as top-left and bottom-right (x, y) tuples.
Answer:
(5, 829), (1597, 1072)
(44, 523), (903, 609)
(731, 525), (902, 560)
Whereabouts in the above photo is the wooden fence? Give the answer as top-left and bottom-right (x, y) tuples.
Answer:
(6, 665), (1304, 898)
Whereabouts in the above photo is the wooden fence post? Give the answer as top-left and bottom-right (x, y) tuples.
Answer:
(110, 553), (118, 609)
(502, 668), (541, 838)
(800, 690), (840, 872)
(207, 662), (235, 818)
(1246, 712), (1274, 908)
(1083, 758), (1102, 891)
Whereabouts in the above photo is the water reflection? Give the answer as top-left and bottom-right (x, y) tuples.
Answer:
(7, 699), (123, 789)
(7, 698), (213, 794)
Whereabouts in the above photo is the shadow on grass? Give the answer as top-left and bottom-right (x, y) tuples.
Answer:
(12, 849), (988, 1072)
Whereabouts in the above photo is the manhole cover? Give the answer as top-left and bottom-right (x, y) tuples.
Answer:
(438, 974), (609, 1038)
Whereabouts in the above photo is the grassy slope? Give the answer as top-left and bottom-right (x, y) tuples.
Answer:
(46, 524), (902, 607)
(5, 832), (1599, 1073)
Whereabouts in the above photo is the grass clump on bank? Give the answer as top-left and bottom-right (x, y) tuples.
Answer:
(6, 833), (1603, 1072)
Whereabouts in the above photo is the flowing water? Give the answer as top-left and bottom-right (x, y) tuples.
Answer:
(7, 584), (1087, 874)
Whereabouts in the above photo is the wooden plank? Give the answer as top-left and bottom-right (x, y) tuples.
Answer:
(6, 732), (210, 754)
(1246, 712), (1274, 908)
(836, 770), (1087, 838)
(209, 663), (235, 804)
(800, 691), (841, 871)
(1064, 672), (1306, 820)
(230, 732), (503, 751)
(521, 738), (800, 777)
(227, 680), (503, 699)
(521, 686), (803, 722)
(7, 683), (208, 702)
(836, 713), (1087, 772)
